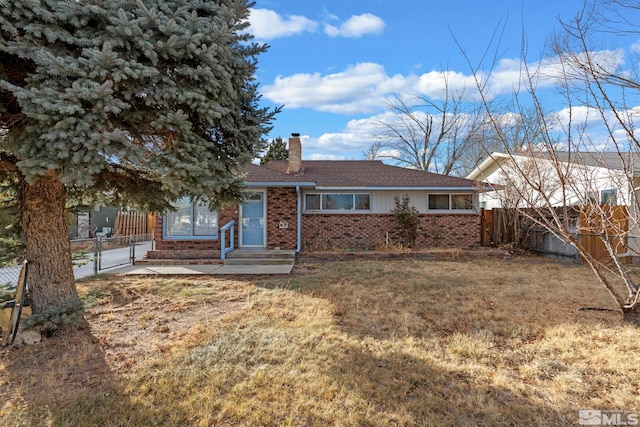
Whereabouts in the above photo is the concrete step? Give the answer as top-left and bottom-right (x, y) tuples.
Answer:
(226, 250), (296, 260)
(224, 257), (295, 266)
(136, 258), (222, 265)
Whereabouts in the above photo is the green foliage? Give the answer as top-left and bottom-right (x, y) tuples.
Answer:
(0, 282), (15, 304)
(392, 194), (420, 247)
(0, 175), (21, 240)
(0, 237), (23, 267)
(0, 176), (23, 266)
(0, 0), (278, 211)
(260, 137), (288, 165)
(71, 248), (93, 267)
(22, 288), (110, 332)
(23, 298), (85, 334)
(82, 288), (111, 308)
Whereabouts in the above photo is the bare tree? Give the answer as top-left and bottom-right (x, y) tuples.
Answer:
(362, 140), (384, 161)
(467, 1), (640, 323)
(373, 71), (487, 177)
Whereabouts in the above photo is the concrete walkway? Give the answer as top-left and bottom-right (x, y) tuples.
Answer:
(107, 263), (294, 275)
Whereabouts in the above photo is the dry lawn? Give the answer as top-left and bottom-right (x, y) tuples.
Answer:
(1, 257), (639, 426)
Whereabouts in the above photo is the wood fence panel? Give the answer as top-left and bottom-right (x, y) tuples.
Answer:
(114, 211), (155, 236)
(484, 205), (629, 262)
(490, 208), (516, 246)
(480, 209), (492, 247)
(579, 205), (628, 262)
(147, 213), (157, 235)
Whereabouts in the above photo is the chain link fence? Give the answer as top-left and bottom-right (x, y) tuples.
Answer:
(0, 234), (153, 288)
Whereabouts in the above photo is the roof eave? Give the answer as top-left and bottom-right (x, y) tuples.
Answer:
(466, 152), (510, 180)
(313, 186), (479, 191)
(245, 181), (316, 187)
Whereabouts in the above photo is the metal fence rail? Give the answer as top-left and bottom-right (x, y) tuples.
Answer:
(97, 235), (137, 271)
(0, 234), (153, 288)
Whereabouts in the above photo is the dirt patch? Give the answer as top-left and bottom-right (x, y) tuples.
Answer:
(0, 277), (250, 421)
(85, 286), (246, 371)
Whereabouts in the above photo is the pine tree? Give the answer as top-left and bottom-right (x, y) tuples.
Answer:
(260, 137), (288, 165)
(0, 0), (277, 329)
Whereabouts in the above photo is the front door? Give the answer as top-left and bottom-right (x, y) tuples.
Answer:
(240, 190), (266, 247)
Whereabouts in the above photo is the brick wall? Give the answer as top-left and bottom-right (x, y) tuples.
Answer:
(149, 191), (480, 258)
(151, 204), (237, 257)
(266, 187), (298, 250)
(302, 213), (480, 250)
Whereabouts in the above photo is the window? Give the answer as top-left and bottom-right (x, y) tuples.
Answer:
(305, 193), (371, 212)
(601, 189), (617, 205)
(427, 193), (474, 211)
(428, 194), (450, 210)
(587, 191), (599, 204)
(164, 197), (218, 239)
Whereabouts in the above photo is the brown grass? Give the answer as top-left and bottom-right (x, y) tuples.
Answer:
(1, 258), (639, 426)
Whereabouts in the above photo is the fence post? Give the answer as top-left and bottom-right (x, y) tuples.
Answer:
(94, 237), (99, 274)
(130, 234), (136, 265)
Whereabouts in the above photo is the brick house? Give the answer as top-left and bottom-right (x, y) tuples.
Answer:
(148, 135), (482, 260)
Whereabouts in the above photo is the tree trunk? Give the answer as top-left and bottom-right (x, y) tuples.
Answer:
(20, 172), (80, 315)
(622, 308), (640, 326)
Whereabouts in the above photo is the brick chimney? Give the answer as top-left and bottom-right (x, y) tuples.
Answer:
(288, 133), (302, 174)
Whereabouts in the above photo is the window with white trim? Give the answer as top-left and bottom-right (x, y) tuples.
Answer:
(164, 197), (218, 239)
(305, 193), (371, 212)
(427, 193), (474, 211)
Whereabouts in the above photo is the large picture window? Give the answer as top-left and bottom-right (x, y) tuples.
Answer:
(427, 193), (474, 211)
(164, 197), (218, 239)
(305, 193), (371, 212)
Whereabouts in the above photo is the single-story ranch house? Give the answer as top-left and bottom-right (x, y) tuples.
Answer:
(146, 135), (483, 261)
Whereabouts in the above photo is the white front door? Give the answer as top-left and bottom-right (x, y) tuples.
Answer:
(239, 190), (266, 247)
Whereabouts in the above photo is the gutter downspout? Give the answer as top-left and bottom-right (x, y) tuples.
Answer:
(296, 185), (302, 253)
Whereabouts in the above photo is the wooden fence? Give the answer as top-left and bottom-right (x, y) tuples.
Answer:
(113, 211), (156, 236)
(480, 206), (629, 262)
(579, 205), (628, 262)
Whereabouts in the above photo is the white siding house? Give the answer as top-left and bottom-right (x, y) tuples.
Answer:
(467, 151), (640, 255)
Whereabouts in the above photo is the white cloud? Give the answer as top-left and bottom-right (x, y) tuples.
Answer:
(248, 9), (317, 40)
(414, 70), (478, 100)
(263, 47), (634, 119)
(554, 105), (602, 129)
(324, 13), (385, 38)
(263, 63), (412, 114)
(305, 153), (348, 160)
(295, 118), (385, 159)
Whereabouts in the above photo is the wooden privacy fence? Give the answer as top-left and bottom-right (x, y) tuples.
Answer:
(113, 211), (156, 236)
(579, 205), (628, 262)
(480, 206), (629, 262)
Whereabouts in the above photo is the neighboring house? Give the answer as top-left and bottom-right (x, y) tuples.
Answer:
(467, 151), (640, 256)
(466, 151), (638, 210)
(147, 135), (482, 260)
(70, 206), (120, 239)
(71, 206), (155, 239)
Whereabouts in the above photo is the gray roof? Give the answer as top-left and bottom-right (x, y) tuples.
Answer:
(537, 152), (640, 172)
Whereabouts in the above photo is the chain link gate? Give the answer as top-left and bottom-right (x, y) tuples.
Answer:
(0, 234), (152, 288)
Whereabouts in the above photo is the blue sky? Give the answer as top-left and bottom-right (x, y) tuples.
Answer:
(247, 0), (631, 160)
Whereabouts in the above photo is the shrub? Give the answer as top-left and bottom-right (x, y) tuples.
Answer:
(392, 194), (420, 247)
